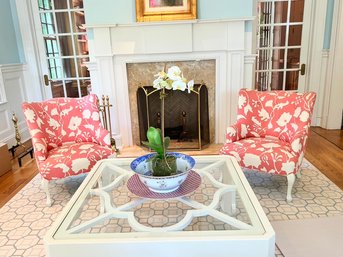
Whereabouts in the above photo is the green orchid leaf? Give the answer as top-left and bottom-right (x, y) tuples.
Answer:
(146, 127), (162, 146)
(149, 143), (164, 154)
(142, 141), (164, 157)
(145, 126), (172, 159)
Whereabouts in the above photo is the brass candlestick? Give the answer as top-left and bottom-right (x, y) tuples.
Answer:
(12, 112), (25, 149)
(9, 112), (34, 167)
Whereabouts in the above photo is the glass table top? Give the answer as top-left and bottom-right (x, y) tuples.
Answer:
(53, 155), (269, 239)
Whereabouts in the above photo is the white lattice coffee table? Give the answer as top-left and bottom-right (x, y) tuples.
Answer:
(45, 155), (275, 257)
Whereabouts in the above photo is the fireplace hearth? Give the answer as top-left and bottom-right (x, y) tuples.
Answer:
(137, 84), (210, 150)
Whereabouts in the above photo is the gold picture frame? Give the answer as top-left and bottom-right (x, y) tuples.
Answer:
(136, 0), (197, 22)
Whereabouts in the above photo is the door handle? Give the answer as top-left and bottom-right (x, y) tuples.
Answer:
(43, 74), (52, 86)
(300, 64), (306, 76)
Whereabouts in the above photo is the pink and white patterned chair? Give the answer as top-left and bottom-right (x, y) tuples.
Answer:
(220, 89), (316, 202)
(22, 94), (113, 206)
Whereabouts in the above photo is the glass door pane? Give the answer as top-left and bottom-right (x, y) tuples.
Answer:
(38, 0), (89, 98)
(255, 0), (305, 91)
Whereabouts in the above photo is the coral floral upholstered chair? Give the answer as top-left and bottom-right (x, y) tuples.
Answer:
(22, 94), (113, 206)
(220, 89), (316, 202)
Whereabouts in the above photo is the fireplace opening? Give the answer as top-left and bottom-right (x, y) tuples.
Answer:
(137, 84), (210, 150)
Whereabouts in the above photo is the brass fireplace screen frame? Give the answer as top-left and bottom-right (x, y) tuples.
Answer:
(98, 95), (119, 153)
(137, 83), (210, 150)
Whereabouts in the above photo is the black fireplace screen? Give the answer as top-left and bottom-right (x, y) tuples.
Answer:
(137, 84), (209, 150)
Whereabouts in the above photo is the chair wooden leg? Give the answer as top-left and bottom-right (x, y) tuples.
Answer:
(41, 177), (52, 206)
(286, 174), (296, 202)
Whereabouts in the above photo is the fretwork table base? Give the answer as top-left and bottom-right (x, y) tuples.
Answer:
(45, 155), (275, 257)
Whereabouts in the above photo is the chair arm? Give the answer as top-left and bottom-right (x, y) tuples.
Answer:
(289, 129), (310, 157)
(225, 123), (247, 143)
(31, 136), (48, 161)
(95, 127), (112, 147)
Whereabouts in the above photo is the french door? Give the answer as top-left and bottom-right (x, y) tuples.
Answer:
(32, 0), (90, 98)
(255, 0), (311, 92)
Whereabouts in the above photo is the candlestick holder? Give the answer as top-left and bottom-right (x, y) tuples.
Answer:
(9, 112), (34, 167)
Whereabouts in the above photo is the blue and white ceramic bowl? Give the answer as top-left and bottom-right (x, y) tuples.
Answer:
(130, 152), (195, 193)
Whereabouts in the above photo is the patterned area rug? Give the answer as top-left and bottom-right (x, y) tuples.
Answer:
(0, 159), (343, 257)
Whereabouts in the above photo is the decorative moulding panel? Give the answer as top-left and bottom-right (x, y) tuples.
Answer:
(0, 64), (29, 146)
(98, 20), (248, 56)
(110, 24), (193, 55)
(110, 27), (146, 55)
(227, 21), (245, 50)
(193, 22), (229, 51)
(0, 68), (6, 103)
(228, 52), (245, 124)
(0, 109), (10, 133)
(93, 28), (112, 56)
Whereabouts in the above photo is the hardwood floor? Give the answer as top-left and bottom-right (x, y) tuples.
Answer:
(0, 127), (342, 208)
(311, 127), (343, 150)
(305, 128), (343, 190)
(0, 158), (37, 208)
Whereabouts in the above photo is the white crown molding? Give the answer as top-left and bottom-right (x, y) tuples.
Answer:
(0, 63), (26, 73)
(84, 16), (256, 29)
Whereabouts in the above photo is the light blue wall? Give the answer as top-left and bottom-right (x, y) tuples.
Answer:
(84, 0), (254, 24)
(198, 0), (253, 20)
(0, 0), (335, 65)
(10, 0), (25, 63)
(84, 0), (135, 24)
(0, 0), (21, 64)
(324, 0), (334, 49)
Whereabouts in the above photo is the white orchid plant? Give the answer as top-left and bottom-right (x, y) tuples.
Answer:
(153, 66), (194, 93)
(147, 65), (195, 146)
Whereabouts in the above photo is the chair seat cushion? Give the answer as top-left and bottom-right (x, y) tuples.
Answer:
(220, 137), (299, 176)
(37, 142), (113, 180)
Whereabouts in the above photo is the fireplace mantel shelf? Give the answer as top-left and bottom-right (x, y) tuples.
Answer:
(84, 16), (255, 29)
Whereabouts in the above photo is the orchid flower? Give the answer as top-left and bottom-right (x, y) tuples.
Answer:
(153, 65), (194, 93)
(187, 79), (194, 93)
(153, 78), (170, 89)
(167, 66), (182, 81)
(172, 80), (187, 91)
(154, 71), (167, 80)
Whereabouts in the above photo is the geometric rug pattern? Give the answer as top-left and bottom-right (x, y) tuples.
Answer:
(0, 159), (342, 257)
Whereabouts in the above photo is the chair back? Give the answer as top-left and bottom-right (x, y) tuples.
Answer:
(237, 89), (316, 143)
(22, 94), (108, 157)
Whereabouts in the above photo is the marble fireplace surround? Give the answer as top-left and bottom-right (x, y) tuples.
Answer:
(86, 19), (255, 147)
(127, 60), (215, 146)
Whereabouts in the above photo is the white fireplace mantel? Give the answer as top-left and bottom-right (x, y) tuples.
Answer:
(86, 19), (255, 148)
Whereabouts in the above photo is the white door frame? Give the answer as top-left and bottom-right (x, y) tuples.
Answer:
(28, 0), (54, 99)
(323, 0), (343, 129)
(254, 0), (314, 92)
(15, 0), (90, 101)
(305, 0), (330, 127)
(297, 0), (313, 93)
(15, 0), (46, 101)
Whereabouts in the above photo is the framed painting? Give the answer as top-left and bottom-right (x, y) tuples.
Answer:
(136, 0), (197, 22)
